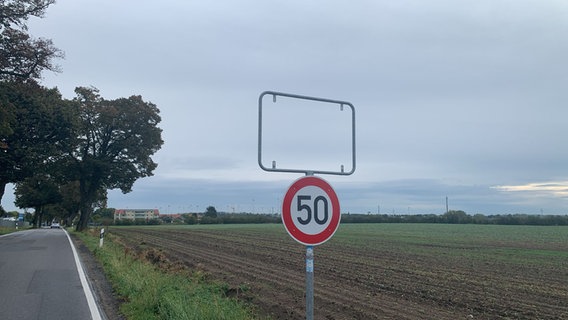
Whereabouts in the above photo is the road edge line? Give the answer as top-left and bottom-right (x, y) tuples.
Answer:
(64, 228), (103, 320)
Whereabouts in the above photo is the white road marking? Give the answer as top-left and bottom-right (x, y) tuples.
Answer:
(64, 229), (103, 320)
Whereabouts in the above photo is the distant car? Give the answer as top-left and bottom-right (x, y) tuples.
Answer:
(51, 222), (60, 229)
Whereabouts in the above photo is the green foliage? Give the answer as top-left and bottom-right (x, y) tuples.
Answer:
(340, 212), (568, 226)
(204, 206), (217, 218)
(75, 230), (256, 320)
(5, 210), (18, 218)
(441, 210), (470, 224)
(183, 213), (198, 225)
(95, 207), (115, 219)
(14, 174), (61, 208)
(1, 84), (163, 231)
(57, 180), (82, 225)
(0, 81), (74, 203)
(219, 213), (280, 224)
(14, 174), (62, 227)
(67, 87), (163, 231)
(1, 3), (162, 229)
(0, 0), (55, 31)
(199, 216), (219, 224)
(0, 0), (62, 80)
(114, 218), (161, 226)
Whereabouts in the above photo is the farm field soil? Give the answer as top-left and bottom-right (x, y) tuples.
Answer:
(110, 224), (568, 320)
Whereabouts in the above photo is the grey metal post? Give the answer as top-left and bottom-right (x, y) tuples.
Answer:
(306, 245), (314, 320)
(258, 91), (356, 176)
(257, 91), (356, 320)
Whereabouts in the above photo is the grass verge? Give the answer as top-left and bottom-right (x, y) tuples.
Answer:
(75, 229), (258, 320)
(0, 225), (27, 235)
(0, 226), (14, 235)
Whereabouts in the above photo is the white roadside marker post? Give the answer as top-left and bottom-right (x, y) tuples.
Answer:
(99, 228), (105, 248)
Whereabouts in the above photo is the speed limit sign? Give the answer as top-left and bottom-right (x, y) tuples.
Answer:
(282, 176), (341, 246)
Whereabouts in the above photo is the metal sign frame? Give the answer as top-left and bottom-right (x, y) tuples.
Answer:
(258, 91), (356, 176)
(258, 90), (356, 320)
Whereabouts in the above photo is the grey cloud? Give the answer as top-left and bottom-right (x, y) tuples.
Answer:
(2, 0), (564, 216)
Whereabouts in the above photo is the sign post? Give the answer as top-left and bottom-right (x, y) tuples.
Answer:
(282, 175), (341, 320)
(258, 91), (355, 320)
(306, 245), (314, 319)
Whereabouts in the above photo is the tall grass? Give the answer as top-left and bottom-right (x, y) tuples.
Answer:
(0, 226), (14, 235)
(76, 230), (257, 320)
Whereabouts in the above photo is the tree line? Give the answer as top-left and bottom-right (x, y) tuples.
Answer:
(91, 207), (568, 227)
(0, 1), (163, 231)
(342, 210), (568, 226)
(110, 206), (281, 226)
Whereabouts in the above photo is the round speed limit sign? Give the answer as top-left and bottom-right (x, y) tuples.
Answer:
(282, 176), (341, 246)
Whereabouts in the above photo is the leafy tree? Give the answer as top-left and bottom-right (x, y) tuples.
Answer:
(0, 0), (64, 211)
(93, 207), (115, 225)
(14, 174), (61, 227)
(95, 207), (115, 219)
(65, 87), (163, 231)
(0, 0), (63, 80)
(472, 213), (487, 224)
(0, 81), (74, 208)
(442, 210), (470, 224)
(55, 180), (80, 225)
(0, 0), (54, 29)
(183, 213), (198, 225)
(205, 206), (217, 218)
(51, 180), (102, 226)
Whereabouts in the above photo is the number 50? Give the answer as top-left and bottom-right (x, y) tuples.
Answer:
(296, 195), (329, 225)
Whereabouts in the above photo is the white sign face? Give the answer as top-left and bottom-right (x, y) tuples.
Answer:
(289, 185), (334, 235)
(282, 176), (341, 246)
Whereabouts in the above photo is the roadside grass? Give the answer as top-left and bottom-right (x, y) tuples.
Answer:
(0, 226), (14, 235)
(0, 225), (29, 235)
(75, 229), (258, 320)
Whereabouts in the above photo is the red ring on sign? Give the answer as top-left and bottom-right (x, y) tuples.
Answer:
(282, 176), (340, 246)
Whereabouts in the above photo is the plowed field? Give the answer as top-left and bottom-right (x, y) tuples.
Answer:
(109, 224), (568, 320)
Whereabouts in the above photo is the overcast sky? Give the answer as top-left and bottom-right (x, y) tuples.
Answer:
(4, 0), (568, 215)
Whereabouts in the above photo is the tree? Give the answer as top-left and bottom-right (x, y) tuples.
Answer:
(0, 81), (74, 208)
(93, 207), (115, 225)
(0, 0), (54, 28)
(14, 174), (62, 227)
(0, 0), (63, 81)
(183, 213), (198, 225)
(442, 210), (470, 224)
(205, 206), (217, 218)
(0, 0), (64, 211)
(56, 180), (82, 226)
(65, 87), (163, 231)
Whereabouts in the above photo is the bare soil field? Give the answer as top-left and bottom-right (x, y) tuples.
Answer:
(109, 224), (568, 320)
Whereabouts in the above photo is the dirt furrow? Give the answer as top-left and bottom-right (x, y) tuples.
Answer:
(109, 227), (568, 320)
(113, 228), (468, 319)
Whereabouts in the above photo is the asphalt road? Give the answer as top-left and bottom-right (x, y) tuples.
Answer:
(0, 228), (101, 320)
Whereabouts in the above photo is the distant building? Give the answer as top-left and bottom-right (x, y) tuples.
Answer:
(114, 209), (160, 222)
